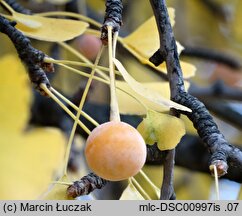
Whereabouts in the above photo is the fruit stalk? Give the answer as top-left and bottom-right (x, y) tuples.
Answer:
(107, 26), (120, 122)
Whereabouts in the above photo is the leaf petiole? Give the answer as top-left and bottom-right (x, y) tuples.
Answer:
(130, 177), (151, 200)
(44, 57), (121, 76)
(63, 45), (104, 176)
(107, 26), (120, 122)
(50, 87), (99, 127)
(40, 84), (90, 135)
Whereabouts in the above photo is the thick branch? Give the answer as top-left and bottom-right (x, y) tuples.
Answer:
(149, 0), (183, 200)
(149, 0), (242, 178)
(0, 15), (53, 95)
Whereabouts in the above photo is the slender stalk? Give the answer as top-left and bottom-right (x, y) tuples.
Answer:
(130, 177), (151, 200)
(213, 165), (220, 200)
(50, 87), (99, 127)
(86, 28), (124, 44)
(51, 181), (73, 186)
(57, 63), (109, 84)
(55, 61), (148, 112)
(139, 169), (160, 194)
(35, 11), (102, 28)
(63, 46), (104, 176)
(0, 0), (15, 14)
(40, 84), (90, 134)
(44, 57), (121, 76)
(57, 41), (109, 80)
(107, 26), (120, 122)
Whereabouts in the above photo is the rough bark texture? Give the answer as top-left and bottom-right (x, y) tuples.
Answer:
(150, 0), (182, 200)
(101, 0), (123, 44)
(0, 15), (53, 95)
(149, 0), (242, 178)
(67, 173), (108, 198)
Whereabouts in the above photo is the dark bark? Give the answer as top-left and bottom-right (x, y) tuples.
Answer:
(147, 136), (242, 183)
(0, 15), (53, 95)
(160, 149), (176, 200)
(149, 0), (242, 179)
(201, 0), (232, 21)
(181, 46), (242, 69)
(67, 173), (108, 198)
(29, 95), (242, 198)
(101, 0), (123, 44)
(204, 101), (242, 130)
(149, 0), (184, 200)
(189, 81), (242, 102)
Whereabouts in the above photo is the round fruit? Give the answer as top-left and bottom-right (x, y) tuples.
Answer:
(85, 121), (147, 181)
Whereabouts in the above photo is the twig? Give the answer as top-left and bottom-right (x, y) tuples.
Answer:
(101, 0), (123, 44)
(181, 47), (242, 69)
(200, 0), (232, 21)
(189, 80), (242, 101)
(67, 173), (108, 198)
(160, 150), (176, 200)
(65, 0), (80, 15)
(149, 0), (179, 200)
(204, 101), (242, 130)
(149, 0), (242, 196)
(0, 15), (53, 95)
(146, 137), (242, 183)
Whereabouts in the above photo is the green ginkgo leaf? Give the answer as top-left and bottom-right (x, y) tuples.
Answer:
(137, 110), (185, 151)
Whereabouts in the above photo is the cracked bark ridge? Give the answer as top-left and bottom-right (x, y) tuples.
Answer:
(149, 0), (242, 178)
(101, 0), (123, 44)
(5, 0), (32, 14)
(0, 15), (53, 95)
(149, 0), (179, 200)
(67, 173), (108, 198)
(175, 91), (242, 176)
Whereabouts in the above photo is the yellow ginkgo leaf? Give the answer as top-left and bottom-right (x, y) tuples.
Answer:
(180, 115), (197, 135)
(0, 55), (31, 132)
(137, 110), (185, 151)
(0, 54), (65, 199)
(0, 128), (65, 199)
(43, 175), (73, 200)
(122, 9), (196, 78)
(123, 13), (178, 57)
(12, 12), (89, 41)
(119, 183), (144, 200)
(116, 81), (190, 115)
(13, 13), (42, 29)
(113, 58), (191, 113)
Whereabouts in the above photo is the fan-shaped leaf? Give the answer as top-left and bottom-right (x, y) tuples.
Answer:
(137, 110), (185, 151)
